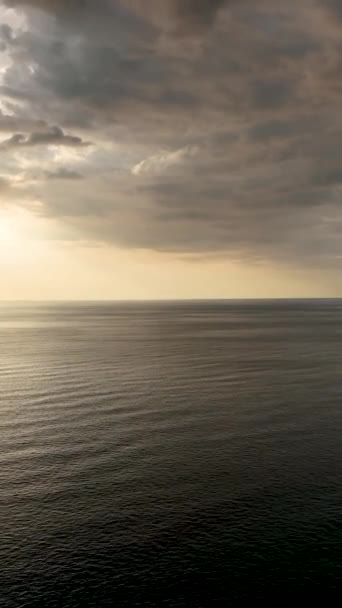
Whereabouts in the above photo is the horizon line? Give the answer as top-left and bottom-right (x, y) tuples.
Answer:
(1, 297), (342, 304)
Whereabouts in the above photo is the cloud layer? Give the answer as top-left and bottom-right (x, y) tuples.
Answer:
(1, 0), (342, 267)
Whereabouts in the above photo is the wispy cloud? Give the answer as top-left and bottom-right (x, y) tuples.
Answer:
(132, 145), (199, 176)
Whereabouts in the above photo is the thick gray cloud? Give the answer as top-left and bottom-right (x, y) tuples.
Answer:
(4, 0), (227, 28)
(1, 0), (342, 268)
(170, 0), (226, 24)
(324, 0), (342, 20)
(128, 0), (229, 33)
(0, 126), (90, 148)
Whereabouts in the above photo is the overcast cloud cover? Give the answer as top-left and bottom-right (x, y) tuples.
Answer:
(1, 0), (342, 267)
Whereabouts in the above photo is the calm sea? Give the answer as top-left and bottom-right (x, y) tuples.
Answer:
(1, 301), (342, 606)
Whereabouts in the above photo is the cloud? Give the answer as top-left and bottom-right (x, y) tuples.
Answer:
(132, 145), (199, 176)
(3, 0), (85, 14)
(126, 0), (229, 34)
(171, 0), (227, 26)
(0, 110), (47, 133)
(323, 0), (342, 20)
(4, 0), (227, 30)
(1, 0), (342, 270)
(0, 126), (91, 148)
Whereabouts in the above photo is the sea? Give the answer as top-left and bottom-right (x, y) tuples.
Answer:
(1, 300), (342, 607)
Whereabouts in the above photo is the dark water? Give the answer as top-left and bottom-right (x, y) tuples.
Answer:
(1, 300), (342, 607)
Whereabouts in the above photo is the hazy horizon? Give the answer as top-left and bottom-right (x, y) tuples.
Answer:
(2, 296), (342, 303)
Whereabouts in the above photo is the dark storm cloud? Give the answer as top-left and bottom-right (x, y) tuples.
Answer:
(171, 0), (226, 24)
(4, 0), (227, 29)
(312, 166), (342, 187)
(1, 0), (342, 266)
(0, 126), (90, 148)
(248, 117), (319, 142)
(251, 80), (294, 110)
(133, 0), (229, 33)
(323, 0), (342, 20)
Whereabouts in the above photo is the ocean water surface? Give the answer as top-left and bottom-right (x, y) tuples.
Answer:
(1, 300), (342, 606)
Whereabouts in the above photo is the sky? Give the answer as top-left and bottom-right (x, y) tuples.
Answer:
(1, 0), (342, 299)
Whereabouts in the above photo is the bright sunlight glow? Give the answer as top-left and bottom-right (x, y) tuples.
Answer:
(0, 216), (16, 245)
(0, 208), (43, 263)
